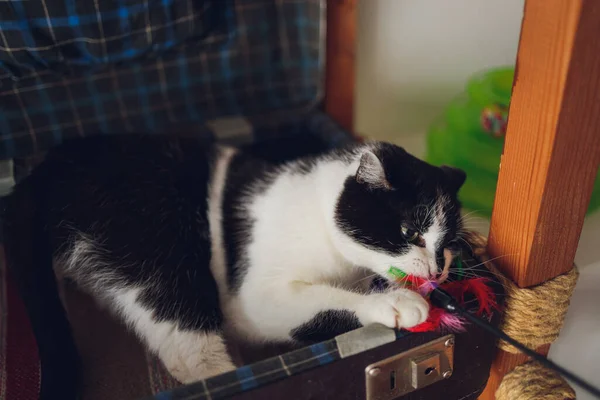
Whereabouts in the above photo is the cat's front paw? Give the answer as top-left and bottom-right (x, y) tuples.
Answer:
(357, 289), (429, 329)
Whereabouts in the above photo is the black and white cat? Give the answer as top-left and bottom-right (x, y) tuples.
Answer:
(3, 135), (465, 392)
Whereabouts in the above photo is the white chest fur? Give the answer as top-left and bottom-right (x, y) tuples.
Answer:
(222, 159), (361, 341)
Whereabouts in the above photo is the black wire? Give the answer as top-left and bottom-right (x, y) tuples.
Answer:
(430, 287), (600, 399)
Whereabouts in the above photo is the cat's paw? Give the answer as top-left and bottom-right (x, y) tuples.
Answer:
(356, 289), (429, 329)
(158, 331), (237, 384)
(163, 352), (236, 384)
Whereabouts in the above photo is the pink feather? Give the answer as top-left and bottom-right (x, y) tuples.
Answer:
(398, 275), (498, 333)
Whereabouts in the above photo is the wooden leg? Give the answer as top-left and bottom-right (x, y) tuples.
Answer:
(325, 0), (357, 133)
(481, 0), (600, 398)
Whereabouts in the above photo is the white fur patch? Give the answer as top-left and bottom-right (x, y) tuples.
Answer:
(421, 197), (448, 277)
(208, 146), (237, 301)
(225, 147), (434, 341)
(59, 236), (235, 383)
(57, 234), (120, 299)
(112, 287), (235, 383)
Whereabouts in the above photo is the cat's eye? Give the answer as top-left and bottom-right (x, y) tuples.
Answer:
(401, 225), (419, 242)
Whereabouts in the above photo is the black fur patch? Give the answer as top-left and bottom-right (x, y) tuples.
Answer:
(17, 135), (225, 332)
(335, 143), (464, 256)
(290, 310), (362, 344)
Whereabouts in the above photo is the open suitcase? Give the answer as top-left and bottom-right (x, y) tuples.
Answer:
(0, 1), (503, 399)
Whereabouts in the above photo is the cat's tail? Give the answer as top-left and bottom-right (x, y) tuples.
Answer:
(2, 176), (81, 400)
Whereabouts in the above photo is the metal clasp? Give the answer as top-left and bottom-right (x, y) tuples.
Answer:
(365, 335), (455, 400)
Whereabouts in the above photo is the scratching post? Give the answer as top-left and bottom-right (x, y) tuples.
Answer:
(495, 268), (579, 354)
(495, 362), (576, 400)
(480, 0), (600, 398)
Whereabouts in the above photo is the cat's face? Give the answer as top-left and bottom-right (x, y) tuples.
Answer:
(334, 143), (465, 281)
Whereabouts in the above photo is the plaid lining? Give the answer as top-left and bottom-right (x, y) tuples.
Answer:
(9, 110), (353, 182)
(0, 0), (325, 160)
(151, 328), (408, 400)
(150, 328), (407, 400)
(151, 340), (343, 400)
(153, 327), (410, 400)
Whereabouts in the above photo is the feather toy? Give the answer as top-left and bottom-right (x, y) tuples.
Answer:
(388, 257), (498, 333)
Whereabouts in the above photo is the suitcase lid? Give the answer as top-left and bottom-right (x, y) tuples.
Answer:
(0, 0), (325, 160)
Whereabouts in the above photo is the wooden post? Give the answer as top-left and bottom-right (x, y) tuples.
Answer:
(325, 0), (357, 133)
(481, 0), (600, 398)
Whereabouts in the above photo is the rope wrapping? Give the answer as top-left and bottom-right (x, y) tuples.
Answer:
(465, 232), (579, 398)
(497, 267), (579, 353)
(496, 361), (576, 400)
(466, 233), (579, 353)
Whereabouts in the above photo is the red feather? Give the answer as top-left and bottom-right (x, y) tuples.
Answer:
(407, 304), (443, 333)
(398, 276), (498, 333)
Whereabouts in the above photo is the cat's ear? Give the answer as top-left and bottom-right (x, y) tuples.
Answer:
(356, 151), (392, 190)
(440, 165), (466, 192)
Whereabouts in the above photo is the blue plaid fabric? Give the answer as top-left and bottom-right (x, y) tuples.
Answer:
(149, 326), (410, 399)
(0, 0), (325, 159)
(151, 338), (347, 400)
(10, 111), (354, 183)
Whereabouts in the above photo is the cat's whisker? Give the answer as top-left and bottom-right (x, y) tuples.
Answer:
(461, 210), (482, 219)
(349, 273), (379, 286)
(456, 236), (475, 253)
(462, 253), (519, 270)
(461, 215), (488, 222)
(463, 216), (488, 222)
(453, 268), (506, 281)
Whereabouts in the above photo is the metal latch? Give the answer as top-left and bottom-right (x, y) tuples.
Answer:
(365, 334), (455, 400)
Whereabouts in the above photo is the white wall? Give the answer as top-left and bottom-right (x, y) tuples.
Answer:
(356, 0), (525, 155)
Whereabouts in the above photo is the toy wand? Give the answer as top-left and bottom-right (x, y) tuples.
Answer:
(430, 286), (600, 399)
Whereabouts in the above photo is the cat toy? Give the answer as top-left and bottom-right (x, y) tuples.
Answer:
(426, 269), (600, 399)
(388, 254), (600, 398)
(388, 256), (498, 333)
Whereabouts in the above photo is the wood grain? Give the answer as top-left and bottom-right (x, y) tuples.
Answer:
(324, 0), (357, 133)
(481, 0), (600, 398)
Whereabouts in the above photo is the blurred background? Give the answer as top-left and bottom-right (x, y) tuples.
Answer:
(355, 1), (600, 398)
(356, 0), (523, 154)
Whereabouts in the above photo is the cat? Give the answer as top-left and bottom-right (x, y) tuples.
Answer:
(2, 134), (465, 397)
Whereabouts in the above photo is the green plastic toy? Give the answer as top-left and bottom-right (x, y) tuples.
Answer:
(425, 66), (600, 217)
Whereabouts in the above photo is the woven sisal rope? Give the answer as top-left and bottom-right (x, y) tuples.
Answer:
(467, 233), (579, 353)
(496, 361), (576, 400)
(466, 232), (578, 399)
(496, 266), (579, 353)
